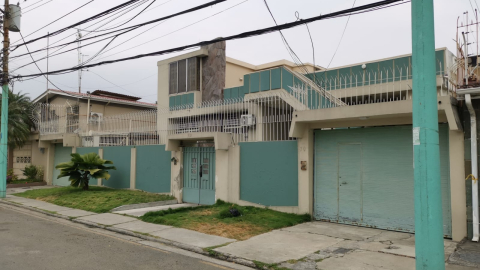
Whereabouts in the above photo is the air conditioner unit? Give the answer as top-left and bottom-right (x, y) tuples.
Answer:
(240, 114), (255, 126)
(89, 112), (103, 123)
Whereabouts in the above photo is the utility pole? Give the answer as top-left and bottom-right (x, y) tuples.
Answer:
(77, 29), (82, 93)
(0, 0), (10, 198)
(46, 31), (49, 90)
(411, 0), (445, 269)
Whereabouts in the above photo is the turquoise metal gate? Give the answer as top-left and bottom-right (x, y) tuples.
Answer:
(183, 147), (216, 205)
(314, 125), (452, 237)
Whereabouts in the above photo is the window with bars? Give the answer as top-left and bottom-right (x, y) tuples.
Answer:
(169, 57), (200, 94)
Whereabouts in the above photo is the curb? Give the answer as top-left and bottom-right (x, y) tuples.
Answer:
(0, 199), (257, 269)
(111, 199), (178, 212)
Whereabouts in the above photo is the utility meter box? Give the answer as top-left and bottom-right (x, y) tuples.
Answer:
(240, 114), (255, 126)
(8, 4), (21, 32)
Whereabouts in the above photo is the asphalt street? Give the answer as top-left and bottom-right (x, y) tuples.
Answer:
(0, 204), (250, 270)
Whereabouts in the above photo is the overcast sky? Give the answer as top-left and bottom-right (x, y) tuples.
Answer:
(8, 0), (475, 104)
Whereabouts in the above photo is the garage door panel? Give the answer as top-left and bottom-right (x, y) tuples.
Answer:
(314, 139), (339, 221)
(338, 144), (362, 223)
(314, 125), (452, 237)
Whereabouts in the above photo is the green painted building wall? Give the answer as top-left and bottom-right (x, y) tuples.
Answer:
(314, 124), (452, 237)
(102, 146), (132, 189)
(169, 92), (194, 109)
(307, 49), (445, 91)
(52, 144), (73, 186)
(76, 147), (100, 156)
(239, 141), (298, 206)
(135, 145), (171, 193)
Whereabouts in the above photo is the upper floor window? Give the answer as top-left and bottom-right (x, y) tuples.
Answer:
(169, 57), (200, 94)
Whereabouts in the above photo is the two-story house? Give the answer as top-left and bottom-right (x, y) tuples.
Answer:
(19, 89), (156, 184)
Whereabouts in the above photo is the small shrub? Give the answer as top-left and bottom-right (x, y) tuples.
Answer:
(7, 168), (18, 183)
(21, 165), (38, 179)
(35, 166), (44, 181)
(218, 206), (242, 219)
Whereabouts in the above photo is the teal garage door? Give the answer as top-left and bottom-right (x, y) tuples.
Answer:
(314, 124), (452, 237)
(52, 144), (72, 186)
(183, 147), (216, 205)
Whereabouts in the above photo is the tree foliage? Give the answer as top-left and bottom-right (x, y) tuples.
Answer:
(0, 91), (34, 148)
(56, 153), (116, 190)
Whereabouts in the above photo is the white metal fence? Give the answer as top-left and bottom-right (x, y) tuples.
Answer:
(290, 68), (455, 111)
(32, 68), (456, 147)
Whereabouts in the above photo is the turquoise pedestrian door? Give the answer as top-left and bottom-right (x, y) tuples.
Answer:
(183, 147), (215, 205)
(314, 125), (452, 237)
(338, 144), (362, 223)
(52, 144), (72, 186)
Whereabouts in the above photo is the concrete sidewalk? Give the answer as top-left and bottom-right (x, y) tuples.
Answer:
(2, 188), (478, 270)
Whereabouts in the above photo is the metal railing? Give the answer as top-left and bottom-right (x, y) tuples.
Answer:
(289, 68), (455, 111)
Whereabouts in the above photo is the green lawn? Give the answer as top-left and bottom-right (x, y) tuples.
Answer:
(140, 200), (311, 240)
(15, 186), (176, 213)
(9, 179), (43, 184)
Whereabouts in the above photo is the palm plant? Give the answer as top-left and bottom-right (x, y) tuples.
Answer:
(56, 153), (116, 190)
(0, 91), (34, 168)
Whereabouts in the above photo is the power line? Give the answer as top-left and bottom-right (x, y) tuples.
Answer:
(11, 0), (228, 60)
(18, 31), (79, 98)
(87, 70), (156, 102)
(325, 0), (357, 70)
(262, 0), (310, 75)
(10, 0), (160, 71)
(14, 0), (407, 79)
(76, 0), (156, 33)
(12, 0), (145, 50)
(21, 0), (47, 10)
(95, 0), (247, 61)
(21, 0), (54, 15)
(11, 0), (95, 45)
(9, 0), (149, 65)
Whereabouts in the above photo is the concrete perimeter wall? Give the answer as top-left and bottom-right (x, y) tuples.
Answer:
(238, 141), (298, 206)
(52, 146), (171, 194)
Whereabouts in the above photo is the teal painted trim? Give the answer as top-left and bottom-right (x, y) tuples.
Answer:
(282, 67), (293, 93)
(338, 67), (351, 89)
(239, 85), (247, 99)
(183, 188), (199, 204)
(271, 68), (281, 89)
(135, 145), (171, 193)
(250, 72), (260, 93)
(412, 0), (446, 267)
(260, 70), (270, 91)
(52, 144), (73, 186)
(224, 88), (231, 100)
(186, 92), (194, 107)
(243, 74), (250, 94)
(231, 87), (239, 99)
(102, 146), (132, 189)
(169, 96), (175, 108)
(174, 96), (181, 107)
(181, 94), (187, 106)
(76, 147), (100, 155)
(239, 141), (298, 206)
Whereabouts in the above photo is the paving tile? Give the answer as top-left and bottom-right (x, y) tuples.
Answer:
(113, 221), (172, 233)
(57, 209), (96, 217)
(380, 244), (416, 258)
(281, 222), (382, 241)
(316, 249), (416, 270)
(113, 203), (199, 217)
(150, 228), (235, 248)
(215, 230), (342, 264)
(77, 213), (137, 225)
